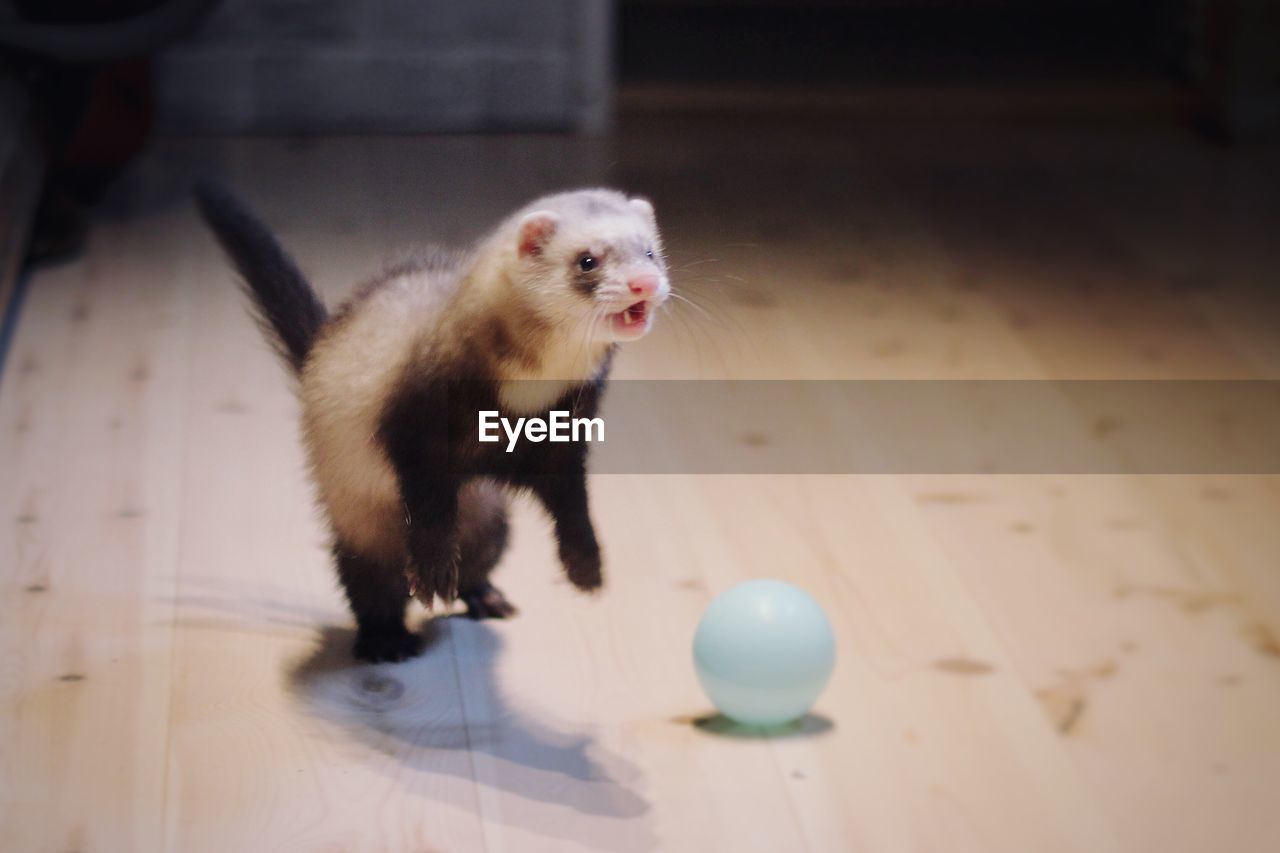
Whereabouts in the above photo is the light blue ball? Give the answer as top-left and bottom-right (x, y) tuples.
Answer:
(693, 579), (836, 727)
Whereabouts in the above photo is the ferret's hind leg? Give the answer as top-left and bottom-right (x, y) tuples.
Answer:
(456, 481), (517, 620)
(334, 543), (424, 662)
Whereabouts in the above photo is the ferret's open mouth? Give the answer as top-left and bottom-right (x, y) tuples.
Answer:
(610, 300), (651, 335)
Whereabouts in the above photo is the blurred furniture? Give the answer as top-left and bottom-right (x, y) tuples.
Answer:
(153, 0), (613, 133)
(0, 0), (215, 265)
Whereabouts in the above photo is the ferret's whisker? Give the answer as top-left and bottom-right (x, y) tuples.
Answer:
(669, 257), (723, 272)
(666, 289), (756, 360)
(668, 291), (725, 330)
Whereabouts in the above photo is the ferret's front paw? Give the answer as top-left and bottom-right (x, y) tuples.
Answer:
(561, 546), (603, 592)
(460, 583), (519, 620)
(353, 626), (424, 663)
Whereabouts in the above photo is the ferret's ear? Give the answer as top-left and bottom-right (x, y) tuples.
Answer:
(518, 211), (560, 258)
(629, 197), (655, 221)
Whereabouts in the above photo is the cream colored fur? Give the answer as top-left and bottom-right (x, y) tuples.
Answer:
(300, 268), (453, 558)
(296, 189), (667, 559)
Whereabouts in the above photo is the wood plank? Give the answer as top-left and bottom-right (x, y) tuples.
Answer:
(868, 125), (1280, 853)
(2, 119), (1279, 851)
(0, 206), (187, 852)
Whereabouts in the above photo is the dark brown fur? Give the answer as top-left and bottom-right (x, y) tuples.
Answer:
(335, 346), (613, 662)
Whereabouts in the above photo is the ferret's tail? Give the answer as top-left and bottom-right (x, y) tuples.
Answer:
(194, 178), (328, 374)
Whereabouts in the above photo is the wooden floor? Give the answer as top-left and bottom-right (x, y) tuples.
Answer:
(2, 117), (1280, 852)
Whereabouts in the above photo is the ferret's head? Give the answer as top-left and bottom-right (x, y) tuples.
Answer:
(510, 189), (670, 344)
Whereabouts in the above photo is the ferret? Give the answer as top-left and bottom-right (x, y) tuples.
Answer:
(195, 182), (669, 662)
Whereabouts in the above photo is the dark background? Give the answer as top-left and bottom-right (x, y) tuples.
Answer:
(621, 1), (1184, 88)
(1, 0), (1278, 287)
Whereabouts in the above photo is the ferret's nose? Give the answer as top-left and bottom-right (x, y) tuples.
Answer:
(628, 274), (661, 297)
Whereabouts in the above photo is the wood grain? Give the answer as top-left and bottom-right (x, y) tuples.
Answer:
(2, 118), (1278, 851)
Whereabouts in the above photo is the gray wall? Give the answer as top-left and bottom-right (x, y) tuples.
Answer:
(156, 0), (613, 133)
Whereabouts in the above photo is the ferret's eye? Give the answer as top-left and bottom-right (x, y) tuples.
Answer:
(645, 249), (654, 259)
(577, 254), (598, 272)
